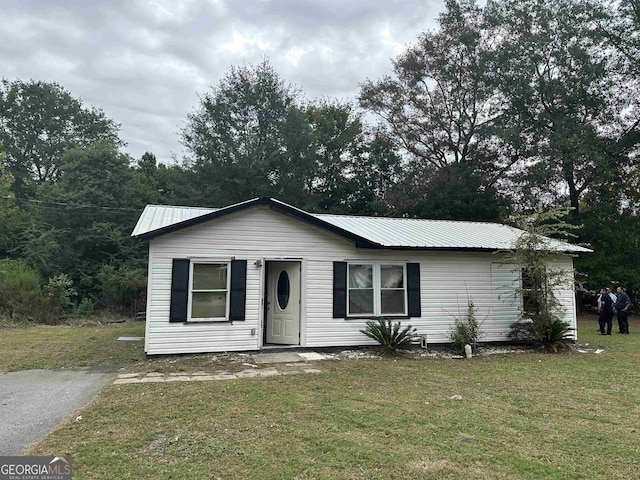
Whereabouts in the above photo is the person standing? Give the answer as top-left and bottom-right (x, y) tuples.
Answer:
(615, 287), (631, 334)
(599, 288), (614, 335)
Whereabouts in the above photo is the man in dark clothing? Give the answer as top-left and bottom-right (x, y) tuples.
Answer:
(615, 287), (631, 334)
(599, 288), (614, 335)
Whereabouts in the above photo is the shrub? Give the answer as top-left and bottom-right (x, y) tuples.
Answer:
(0, 259), (61, 323)
(360, 318), (418, 356)
(99, 264), (147, 316)
(450, 298), (483, 354)
(44, 273), (77, 312)
(75, 298), (95, 316)
(511, 318), (573, 353)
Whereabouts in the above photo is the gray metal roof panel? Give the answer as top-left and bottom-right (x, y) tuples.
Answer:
(313, 214), (590, 252)
(131, 205), (218, 237)
(131, 200), (591, 253)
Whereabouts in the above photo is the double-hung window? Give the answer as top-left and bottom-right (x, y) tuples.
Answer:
(189, 262), (230, 321)
(347, 263), (407, 316)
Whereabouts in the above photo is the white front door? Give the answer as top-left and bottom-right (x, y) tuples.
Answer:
(266, 261), (301, 345)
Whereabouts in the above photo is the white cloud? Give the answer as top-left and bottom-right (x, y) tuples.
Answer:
(220, 32), (271, 54)
(0, 0), (444, 163)
(284, 47), (305, 65)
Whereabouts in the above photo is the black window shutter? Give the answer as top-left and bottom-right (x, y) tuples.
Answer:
(169, 259), (190, 322)
(407, 263), (421, 317)
(229, 260), (247, 321)
(333, 262), (347, 318)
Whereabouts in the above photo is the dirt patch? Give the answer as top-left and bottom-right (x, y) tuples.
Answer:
(407, 458), (456, 472)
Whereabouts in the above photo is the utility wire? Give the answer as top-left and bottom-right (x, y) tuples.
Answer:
(9, 197), (143, 212)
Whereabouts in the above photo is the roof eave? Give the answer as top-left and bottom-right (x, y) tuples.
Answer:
(134, 197), (383, 248)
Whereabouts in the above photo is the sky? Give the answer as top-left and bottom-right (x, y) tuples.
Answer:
(1, 0), (445, 164)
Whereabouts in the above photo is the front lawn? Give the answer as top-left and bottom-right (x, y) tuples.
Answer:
(26, 315), (640, 479)
(0, 320), (146, 371)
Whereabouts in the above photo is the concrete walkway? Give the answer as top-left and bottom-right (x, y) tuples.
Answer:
(0, 367), (116, 455)
(113, 351), (329, 385)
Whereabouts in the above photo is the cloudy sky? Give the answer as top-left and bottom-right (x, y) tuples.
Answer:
(1, 0), (445, 163)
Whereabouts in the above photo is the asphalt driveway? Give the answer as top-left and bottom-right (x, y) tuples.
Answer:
(0, 367), (116, 455)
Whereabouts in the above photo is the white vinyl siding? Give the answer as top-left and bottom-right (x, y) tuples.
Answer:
(144, 206), (578, 354)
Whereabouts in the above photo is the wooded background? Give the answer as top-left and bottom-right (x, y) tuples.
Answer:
(1, 0), (638, 320)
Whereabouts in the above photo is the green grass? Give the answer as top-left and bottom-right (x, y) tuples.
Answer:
(0, 320), (146, 371)
(25, 315), (640, 479)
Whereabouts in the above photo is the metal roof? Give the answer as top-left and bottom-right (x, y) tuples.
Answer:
(131, 199), (591, 253)
(131, 205), (219, 237)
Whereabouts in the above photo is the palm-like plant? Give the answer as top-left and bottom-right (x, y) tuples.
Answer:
(360, 318), (418, 356)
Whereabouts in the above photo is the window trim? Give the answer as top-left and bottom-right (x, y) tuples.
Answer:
(187, 260), (231, 322)
(346, 262), (408, 317)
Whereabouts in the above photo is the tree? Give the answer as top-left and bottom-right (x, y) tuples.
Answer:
(0, 141), (19, 254)
(393, 161), (508, 221)
(359, 1), (509, 176)
(182, 60), (304, 206)
(485, 0), (640, 215)
(359, 0), (516, 221)
(0, 79), (121, 196)
(597, 0), (640, 75)
(182, 61), (390, 215)
(507, 208), (579, 351)
(14, 143), (152, 293)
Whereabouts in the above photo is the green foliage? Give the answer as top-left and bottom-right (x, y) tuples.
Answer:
(0, 258), (61, 323)
(511, 318), (574, 353)
(182, 60), (302, 206)
(450, 298), (483, 353)
(399, 162), (509, 222)
(0, 79), (120, 196)
(74, 298), (95, 317)
(359, 318), (418, 356)
(507, 208), (578, 352)
(44, 274), (77, 312)
(485, 0), (634, 214)
(98, 265), (147, 317)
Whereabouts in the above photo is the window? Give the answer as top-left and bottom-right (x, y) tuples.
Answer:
(347, 263), (407, 316)
(189, 263), (230, 321)
(277, 270), (290, 310)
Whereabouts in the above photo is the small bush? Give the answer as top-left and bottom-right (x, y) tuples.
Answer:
(74, 298), (95, 316)
(450, 298), (483, 353)
(360, 318), (418, 356)
(511, 318), (573, 353)
(99, 265), (147, 316)
(45, 273), (77, 312)
(0, 259), (61, 323)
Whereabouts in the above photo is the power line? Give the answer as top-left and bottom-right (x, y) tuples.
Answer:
(11, 197), (143, 212)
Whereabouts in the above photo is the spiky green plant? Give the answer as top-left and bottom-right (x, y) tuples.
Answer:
(511, 318), (574, 353)
(360, 318), (418, 356)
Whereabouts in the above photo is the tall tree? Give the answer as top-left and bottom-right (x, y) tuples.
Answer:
(359, 0), (514, 221)
(182, 61), (386, 214)
(15, 143), (151, 286)
(359, 1), (507, 176)
(182, 60), (304, 206)
(0, 141), (19, 254)
(0, 79), (121, 196)
(485, 0), (640, 214)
